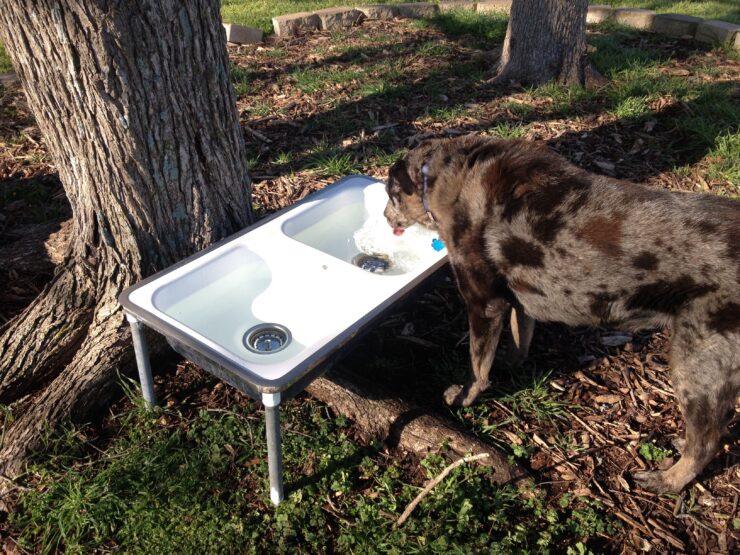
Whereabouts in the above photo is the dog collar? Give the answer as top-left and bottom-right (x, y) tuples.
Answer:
(421, 163), (436, 223)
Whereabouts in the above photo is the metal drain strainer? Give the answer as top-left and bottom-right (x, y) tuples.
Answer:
(244, 324), (291, 354)
(352, 253), (391, 274)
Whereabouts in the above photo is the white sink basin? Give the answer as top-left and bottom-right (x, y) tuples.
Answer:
(120, 175), (447, 397)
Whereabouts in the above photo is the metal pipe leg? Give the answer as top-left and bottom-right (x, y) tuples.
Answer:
(262, 392), (284, 506)
(126, 314), (156, 409)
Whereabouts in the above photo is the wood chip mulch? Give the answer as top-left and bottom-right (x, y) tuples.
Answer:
(0, 17), (737, 553)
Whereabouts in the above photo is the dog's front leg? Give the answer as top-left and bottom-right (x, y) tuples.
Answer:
(445, 298), (508, 407)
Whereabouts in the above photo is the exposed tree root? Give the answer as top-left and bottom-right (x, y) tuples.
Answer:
(306, 365), (525, 485)
(0, 262), (97, 404)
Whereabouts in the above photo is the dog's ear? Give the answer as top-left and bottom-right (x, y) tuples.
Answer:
(389, 159), (417, 195)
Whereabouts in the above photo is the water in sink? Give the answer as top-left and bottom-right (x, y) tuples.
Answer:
(353, 213), (440, 275)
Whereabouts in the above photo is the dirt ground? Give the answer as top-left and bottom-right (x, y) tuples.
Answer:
(1, 17), (738, 553)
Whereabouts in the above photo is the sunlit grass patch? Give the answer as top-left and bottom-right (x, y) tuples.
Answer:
(419, 9), (509, 49)
(427, 105), (470, 122)
(290, 66), (364, 94)
(230, 65), (252, 96)
(611, 95), (652, 119)
(306, 141), (362, 175)
(367, 147), (404, 168)
(0, 43), (12, 73)
(488, 121), (529, 140)
(527, 82), (596, 115)
(246, 101), (272, 117)
(705, 132), (740, 188)
(600, 0), (740, 24)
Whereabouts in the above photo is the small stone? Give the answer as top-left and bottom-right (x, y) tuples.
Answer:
(439, 1), (477, 13)
(356, 5), (399, 20)
(223, 23), (263, 44)
(650, 13), (702, 38)
(395, 2), (439, 19)
(614, 8), (656, 31)
(586, 5), (613, 25)
(594, 394), (623, 404)
(695, 20), (740, 46)
(477, 0), (511, 14)
(314, 7), (365, 30)
(272, 12), (321, 37)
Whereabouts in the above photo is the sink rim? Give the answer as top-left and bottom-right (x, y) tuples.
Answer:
(119, 175), (448, 395)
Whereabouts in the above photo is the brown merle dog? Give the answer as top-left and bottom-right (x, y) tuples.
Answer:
(384, 135), (739, 493)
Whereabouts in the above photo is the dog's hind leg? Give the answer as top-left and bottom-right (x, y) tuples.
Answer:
(633, 325), (739, 493)
(444, 298), (508, 407)
(506, 306), (535, 367)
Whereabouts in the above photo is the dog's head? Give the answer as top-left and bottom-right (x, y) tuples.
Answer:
(383, 140), (441, 236)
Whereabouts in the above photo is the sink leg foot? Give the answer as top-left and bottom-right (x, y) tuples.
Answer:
(126, 314), (156, 409)
(263, 392), (284, 506)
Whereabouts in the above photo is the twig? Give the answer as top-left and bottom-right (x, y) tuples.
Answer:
(244, 125), (272, 143)
(678, 513), (722, 538)
(614, 510), (652, 536)
(620, 365), (639, 407)
(395, 453), (489, 528)
(566, 409), (613, 445)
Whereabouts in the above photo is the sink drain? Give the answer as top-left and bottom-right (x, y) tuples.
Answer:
(352, 253), (391, 274)
(244, 324), (291, 354)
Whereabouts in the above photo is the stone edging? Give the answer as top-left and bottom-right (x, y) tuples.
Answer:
(223, 2), (740, 51)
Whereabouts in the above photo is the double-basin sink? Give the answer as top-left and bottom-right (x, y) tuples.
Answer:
(119, 175), (448, 504)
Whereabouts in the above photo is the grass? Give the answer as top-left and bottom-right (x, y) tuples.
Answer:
(230, 65), (252, 96)
(220, 0), (413, 33)
(220, 1), (740, 32)
(8, 381), (617, 554)
(417, 9), (509, 49)
(4, 5), (740, 552)
(0, 43), (12, 73)
(601, 0), (740, 24)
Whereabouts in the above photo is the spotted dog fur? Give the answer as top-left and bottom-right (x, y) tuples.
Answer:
(384, 135), (739, 493)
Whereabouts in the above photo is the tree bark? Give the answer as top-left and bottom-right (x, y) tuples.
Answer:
(307, 367), (524, 484)
(0, 0), (252, 477)
(495, 0), (591, 87)
(0, 1), (520, 488)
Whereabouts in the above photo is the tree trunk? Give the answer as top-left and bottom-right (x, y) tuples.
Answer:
(0, 0), (253, 477)
(495, 0), (591, 87)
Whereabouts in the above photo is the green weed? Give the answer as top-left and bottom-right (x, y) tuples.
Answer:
(638, 441), (673, 462)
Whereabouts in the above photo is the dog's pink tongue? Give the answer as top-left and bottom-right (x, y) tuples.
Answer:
(393, 227), (405, 236)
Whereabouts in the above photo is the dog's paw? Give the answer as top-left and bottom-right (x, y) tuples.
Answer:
(632, 470), (678, 494)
